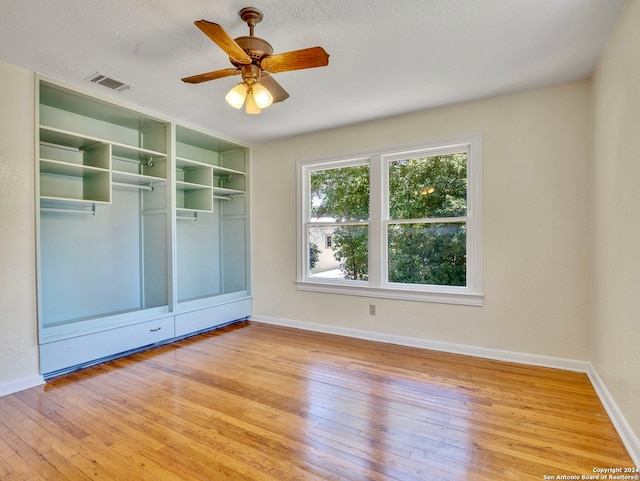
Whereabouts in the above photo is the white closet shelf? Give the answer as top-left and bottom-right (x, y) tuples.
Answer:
(112, 145), (165, 163)
(175, 156), (245, 176)
(176, 207), (213, 214)
(176, 180), (213, 191)
(213, 186), (244, 195)
(175, 156), (211, 170)
(112, 170), (166, 186)
(40, 127), (104, 151)
(40, 158), (110, 177)
(40, 194), (109, 205)
(40, 125), (166, 160)
(212, 165), (245, 176)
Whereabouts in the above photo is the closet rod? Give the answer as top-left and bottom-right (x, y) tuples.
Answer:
(113, 182), (153, 192)
(41, 204), (96, 215)
(177, 212), (198, 221)
(213, 195), (232, 201)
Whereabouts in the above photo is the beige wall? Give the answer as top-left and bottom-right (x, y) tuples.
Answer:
(592, 0), (640, 450)
(0, 61), (40, 388)
(252, 80), (593, 361)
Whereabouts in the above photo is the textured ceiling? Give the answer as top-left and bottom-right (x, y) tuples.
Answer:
(0, 0), (627, 145)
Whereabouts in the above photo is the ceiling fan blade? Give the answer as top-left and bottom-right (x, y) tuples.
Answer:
(181, 68), (241, 84)
(194, 19), (251, 64)
(260, 73), (289, 103)
(260, 46), (329, 74)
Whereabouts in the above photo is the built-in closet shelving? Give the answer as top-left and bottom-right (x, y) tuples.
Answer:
(173, 126), (250, 337)
(36, 78), (251, 377)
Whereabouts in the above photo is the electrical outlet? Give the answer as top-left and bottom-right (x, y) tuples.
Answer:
(369, 304), (376, 316)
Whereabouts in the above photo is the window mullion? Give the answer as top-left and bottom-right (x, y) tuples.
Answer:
(368, 154), (383, 287)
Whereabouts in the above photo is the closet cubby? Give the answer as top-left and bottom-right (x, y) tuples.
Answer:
(175, 157), (214, 212)
(36, 77), (251, 377)
(39, 128), (112, 204)
(111, 144), (167, 187)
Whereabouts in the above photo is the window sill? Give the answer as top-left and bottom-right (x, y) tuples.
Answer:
(295, 280), (484, 306)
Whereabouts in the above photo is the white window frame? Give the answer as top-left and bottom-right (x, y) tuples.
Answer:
(296, 133), (483, 306)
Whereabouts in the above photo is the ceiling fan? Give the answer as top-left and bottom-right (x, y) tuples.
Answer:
(182, 7), (330, 114)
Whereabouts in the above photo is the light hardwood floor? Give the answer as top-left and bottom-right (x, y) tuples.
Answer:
(0, 321), (634, 480)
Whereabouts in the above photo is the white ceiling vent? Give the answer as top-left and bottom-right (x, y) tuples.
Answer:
(85, 72), (131, 92)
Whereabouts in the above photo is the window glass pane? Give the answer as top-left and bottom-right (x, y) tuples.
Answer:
(388, 223), (466, 286)
(310, 165), (370, 222)
(389, 153), (467, 219)
(308, 225), (368, 281)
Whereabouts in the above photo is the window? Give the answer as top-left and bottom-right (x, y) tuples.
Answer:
(297, 133), (482, 305)
(325, 235), (333, 248)
(307, 162), (370, 281)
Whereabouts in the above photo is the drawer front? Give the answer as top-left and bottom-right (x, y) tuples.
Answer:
(175, 298), (251, 337)
(40, 316), (175, 375)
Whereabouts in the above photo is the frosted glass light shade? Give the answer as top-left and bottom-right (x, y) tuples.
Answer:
(252, 82), (273, 109)
(225, 83), (248, 109)
(245, 92), (262, 114)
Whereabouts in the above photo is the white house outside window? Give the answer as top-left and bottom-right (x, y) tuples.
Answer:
(297, 133), (483, 306)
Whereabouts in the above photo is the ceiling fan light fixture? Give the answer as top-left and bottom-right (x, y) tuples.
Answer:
(252, 82), (273, 108)
(184, 8), (329, 113)
(225, 82), (248, 109)
(245, 90), (262, 114)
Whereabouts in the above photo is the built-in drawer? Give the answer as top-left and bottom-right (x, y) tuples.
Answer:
(175, 298), (251, 337)
(40, 316), (175, 376)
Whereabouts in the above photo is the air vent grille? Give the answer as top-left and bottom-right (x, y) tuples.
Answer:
(85, 72), (131, 92)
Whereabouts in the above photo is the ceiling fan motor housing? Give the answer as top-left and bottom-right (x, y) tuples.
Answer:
(233, 36), (274, 63)
(232, 36), (274, 84)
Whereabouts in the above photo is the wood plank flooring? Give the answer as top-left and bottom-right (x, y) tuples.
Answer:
(0, 321), (634, 480)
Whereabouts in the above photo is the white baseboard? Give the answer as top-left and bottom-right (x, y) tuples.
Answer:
(251, 315), (592, 372)
(251, 315), (639, 466)
(0, 375), (45, 397)
(587, 368), (640, 467)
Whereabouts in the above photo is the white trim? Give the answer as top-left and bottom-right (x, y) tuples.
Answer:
(466, 134), (483, 294)
(295, 280), (483, 306)
(587, 368), (640, 467)
(307, 220), (369, 227)
(251, 315), (639, 466)
(386, 216), (467, 225)
(0, 375), (45, 398)
(252, 315), (590, 371)
(297, 157), (371, 283)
